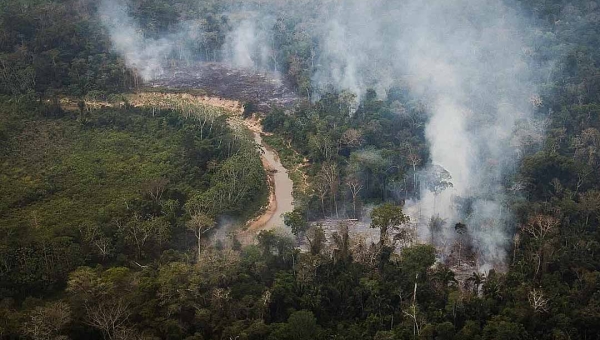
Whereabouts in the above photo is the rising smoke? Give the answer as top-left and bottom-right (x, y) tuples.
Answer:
(313, 0), (546, 268)
(98, 0), (201, 81)
(99, 0), (278, 79)
(98, 0), (547, 268)
(223, 17), (273, 70)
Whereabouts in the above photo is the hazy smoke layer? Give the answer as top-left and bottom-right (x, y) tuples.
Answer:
(100, 0), (277, 78)
(98, 0), (543, 268)
(314, 0), (542, 268)
(98, 0), (199, 81)
(223, 17), (273, 70)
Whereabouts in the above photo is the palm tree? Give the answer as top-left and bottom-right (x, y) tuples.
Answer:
(433, 265), (458, 288)
(467, 272), (486, 295)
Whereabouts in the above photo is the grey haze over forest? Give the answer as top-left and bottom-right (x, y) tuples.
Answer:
(99, 0), (550, 268)
(5, 0), (600, 337)
(312, 0), (548, 268)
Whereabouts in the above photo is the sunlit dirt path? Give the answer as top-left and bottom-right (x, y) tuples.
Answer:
(129, 93), (296, 244)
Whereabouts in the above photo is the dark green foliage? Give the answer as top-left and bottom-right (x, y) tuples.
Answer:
(0, 0), (134, 97)
(284, 208), (309, 236)
(3, 0), (600, 339)
(0, 98), (266, 300)
(243, 101), (259, 118)
(263, 89), (429, 217)
(370, 203), (410, 247)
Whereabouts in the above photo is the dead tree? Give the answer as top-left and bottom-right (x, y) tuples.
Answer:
(346, 176), (363, 219)
(321, 163), (340, 218)
(528, 288), (549, 313)
(187, 213), (216, 263)
(454, 222), (467, 266)
(521, 213), (559, 279)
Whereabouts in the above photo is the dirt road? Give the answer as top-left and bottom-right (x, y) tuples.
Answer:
(144, 62), (299, 243)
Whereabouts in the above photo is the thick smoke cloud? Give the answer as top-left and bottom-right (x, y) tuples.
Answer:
(313, 0), (545, 268)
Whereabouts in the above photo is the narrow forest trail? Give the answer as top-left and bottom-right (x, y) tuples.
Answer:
(174, 95), (296, 243)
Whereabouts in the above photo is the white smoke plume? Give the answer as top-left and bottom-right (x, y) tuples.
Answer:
(313, 0), (546, 268)
(98, 0), (200, 81)
(96, 0), (547, 268)
(312, 1), (394, 102)
(223, 17), (273, 71)
(99, 0), (278, 79)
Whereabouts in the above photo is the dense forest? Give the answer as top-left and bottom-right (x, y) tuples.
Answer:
(2, 0), (600, 339)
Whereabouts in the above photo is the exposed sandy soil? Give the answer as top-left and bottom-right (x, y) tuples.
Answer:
(143, 62), (300, 244)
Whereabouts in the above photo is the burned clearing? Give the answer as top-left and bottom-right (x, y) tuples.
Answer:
(150, 62), (298, 111)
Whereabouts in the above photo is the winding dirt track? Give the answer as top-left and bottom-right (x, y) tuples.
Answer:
(172, 96), (294, 243)
(150, 63), (298, 243)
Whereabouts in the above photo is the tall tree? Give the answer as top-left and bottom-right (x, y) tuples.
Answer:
(284, 208), (309, 237)
(454, 222), (467, 266)
(345, 176), (363, 219)
(320, 162), (340, 218)
(370, 203), (410, 248)
(187, 212), (216, 263)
